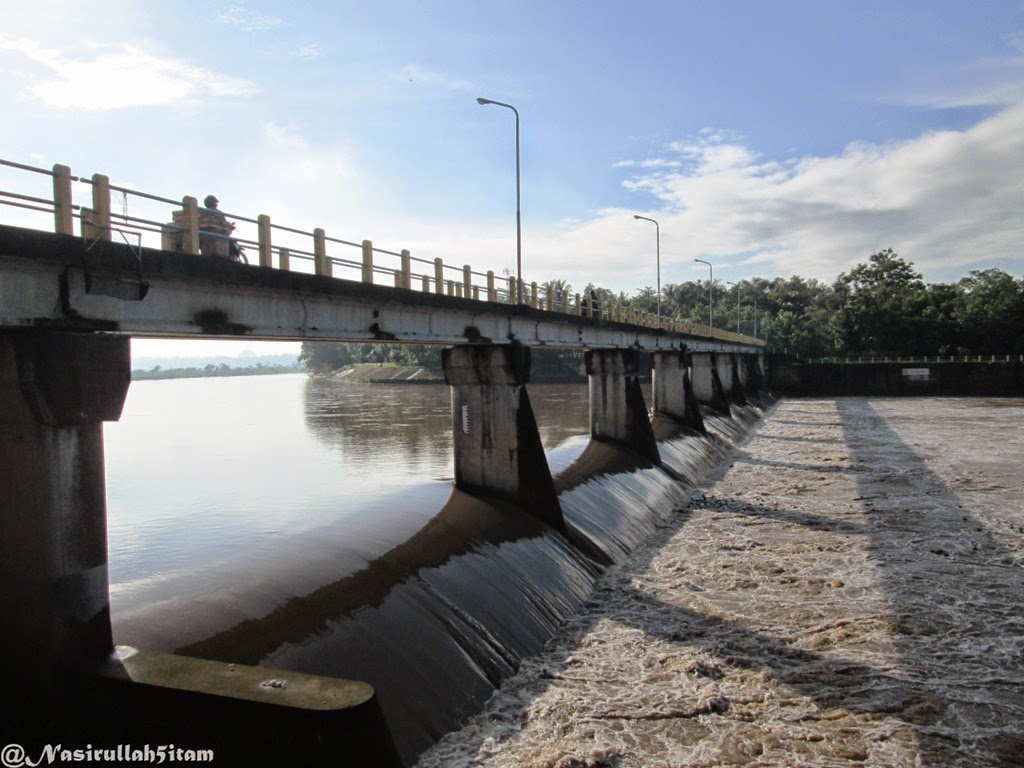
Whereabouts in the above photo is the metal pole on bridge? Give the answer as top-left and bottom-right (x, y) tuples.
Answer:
(476, 97), (522, 306)
(695, 258), (713, 329)
(633, 215), (661, 328)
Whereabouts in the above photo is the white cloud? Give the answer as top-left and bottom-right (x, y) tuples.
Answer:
(0, 35), (259, 109)
(883, 36), (1024, 109)
(217, 4), (284, 33)
(241, 105), (1024, 297)
(492, 105), (1024, 291)
(294, 43), (324, 61)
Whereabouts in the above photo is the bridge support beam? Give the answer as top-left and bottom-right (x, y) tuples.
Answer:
(652, 350), (706, 433)
(690, 351), (731, 414)
(586, 348), (660, 463)
(442, 344), (564, 532)
(0, 330), (130, 697)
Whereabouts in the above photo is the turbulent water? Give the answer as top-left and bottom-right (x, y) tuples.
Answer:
(414, 397), (1024, 768)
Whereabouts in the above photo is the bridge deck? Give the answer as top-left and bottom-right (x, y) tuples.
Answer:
(0, 224), (763, 353)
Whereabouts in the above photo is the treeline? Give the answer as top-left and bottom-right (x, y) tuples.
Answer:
(133, 363), (300, 380)
(299, 250), (1024, 372)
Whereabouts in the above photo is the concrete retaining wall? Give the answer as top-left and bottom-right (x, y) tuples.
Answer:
(773, 361), (1024, 397)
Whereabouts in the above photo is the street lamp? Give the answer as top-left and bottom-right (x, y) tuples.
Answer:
(727, 281), (740, 334)
(694, 258), (713, 328)
(633, 215), (661, 327)
(476, 97), (522, 305)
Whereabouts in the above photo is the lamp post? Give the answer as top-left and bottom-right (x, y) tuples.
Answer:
(476, 97), (522, 305)
(633, 215), (661, 327)
(727, 281), (740, 334)
(694, 258), (713, 328)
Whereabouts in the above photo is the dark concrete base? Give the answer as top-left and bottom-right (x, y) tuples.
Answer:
(7, 648), (401, 768)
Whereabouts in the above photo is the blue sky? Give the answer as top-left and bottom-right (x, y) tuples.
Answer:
(2, 1), (1023, 357)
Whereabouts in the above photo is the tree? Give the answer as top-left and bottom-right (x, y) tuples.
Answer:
(832, 249), (927, 355)
(299, 341), (353, 374)
(954, 269), (1024, 354)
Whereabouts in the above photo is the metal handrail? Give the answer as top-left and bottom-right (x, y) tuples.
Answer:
(0, 156), (767, 344)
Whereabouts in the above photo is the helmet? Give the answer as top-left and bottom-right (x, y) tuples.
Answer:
(204, 195), (219, 208)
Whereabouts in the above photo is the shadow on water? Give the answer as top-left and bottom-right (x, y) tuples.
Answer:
(834, 399), (1024, 765)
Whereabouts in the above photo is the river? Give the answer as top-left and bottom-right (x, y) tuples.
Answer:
(103, 372), (769, 764)
(104, 374), (591, 614)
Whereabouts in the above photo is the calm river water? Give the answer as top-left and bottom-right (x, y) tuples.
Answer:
(103, 374), (593, 624)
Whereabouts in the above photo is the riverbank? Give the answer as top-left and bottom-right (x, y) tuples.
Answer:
(327, 359), (589, 384)
(331, 364), (444, 383)
(415, 397), (1024, 768)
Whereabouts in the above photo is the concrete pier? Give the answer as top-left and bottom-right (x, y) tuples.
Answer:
(442, 344), (564, 532)
(652, 350), (706, 433)
(728, 353), (748, 405)
(716, 352), (737, 402)
(585, 349), (660, 463)
(0, 330), (130, 696)
(690, 351), (731, 414)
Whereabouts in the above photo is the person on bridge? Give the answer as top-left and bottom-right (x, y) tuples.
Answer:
(202, 195), (246, 262)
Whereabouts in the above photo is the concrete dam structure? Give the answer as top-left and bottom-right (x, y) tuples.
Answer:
(0, 168), (767, 767)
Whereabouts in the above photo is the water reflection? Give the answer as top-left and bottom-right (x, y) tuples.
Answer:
(106, 376), (592, 624)
(301, 378), (592, 473)
(302, 379), (453, 474)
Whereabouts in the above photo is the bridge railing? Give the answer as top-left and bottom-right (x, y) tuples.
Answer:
(0, 158), (764, 345)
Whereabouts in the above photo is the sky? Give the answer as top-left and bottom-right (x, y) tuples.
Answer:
(2, 0), (1023, 358)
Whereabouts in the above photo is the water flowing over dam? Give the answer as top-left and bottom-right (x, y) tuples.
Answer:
(111, 395), (772, 765)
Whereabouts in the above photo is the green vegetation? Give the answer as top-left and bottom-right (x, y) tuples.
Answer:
(299, 251), (1024, 373)
(299, 343), (443, 375)
(624, 250), (1024, 358)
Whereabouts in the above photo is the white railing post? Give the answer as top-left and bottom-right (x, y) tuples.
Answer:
(52, 164), (73, 236)
(89, 174), (112, 241)
(314, 228), (330, 277)
(401, 249), (412, 289)
(531, 281), (538, 308)
(487, 270), (496, 302)
(463, 264), (472, 297)
(508, 276), (516, 304)
(181, 196), (200, 255)
(421, 275), (430, 292)
(434, 258), (444, 295)
(258, 214), (272, 267)
(361, 240), (374, 284)
(278, 247), (290, 271)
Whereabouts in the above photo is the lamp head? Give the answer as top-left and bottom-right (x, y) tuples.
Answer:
(476, 97), (492, 105)
(633, 214), (641, 219)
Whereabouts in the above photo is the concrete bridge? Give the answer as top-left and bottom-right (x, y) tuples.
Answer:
(0, 160), (766, 763)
